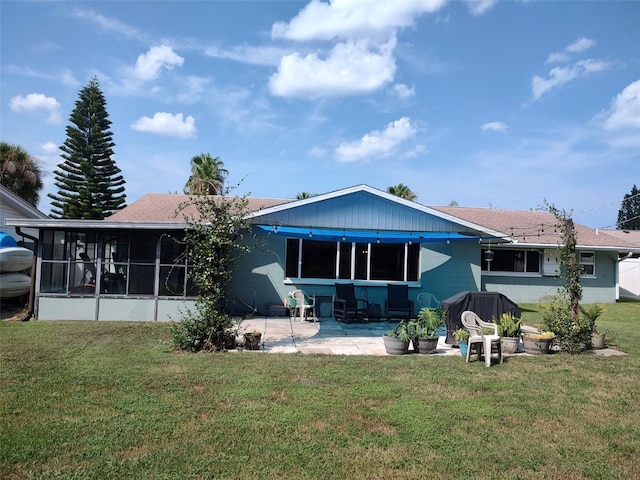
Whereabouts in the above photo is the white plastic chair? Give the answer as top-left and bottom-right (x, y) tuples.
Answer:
(290, 289), (316, 323)
(460, 310), (503, 367)
(417, 292), (440, 310)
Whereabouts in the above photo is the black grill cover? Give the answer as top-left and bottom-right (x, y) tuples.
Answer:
(441, 291), (521, 344)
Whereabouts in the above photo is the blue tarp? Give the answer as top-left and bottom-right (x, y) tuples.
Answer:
(255, 225), (479, 244)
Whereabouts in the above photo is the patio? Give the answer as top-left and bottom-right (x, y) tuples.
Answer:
(235, 316), (626, 356)
(238, 316), (474, 356)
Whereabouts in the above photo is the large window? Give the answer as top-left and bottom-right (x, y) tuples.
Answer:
(482, 249), (540, 273)
(286, 238), (420, 282)
(39, 230), (195, 297)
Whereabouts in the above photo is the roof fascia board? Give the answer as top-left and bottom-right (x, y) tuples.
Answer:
(487, 240), (640, 253)
(0, 185), (48, 219)
(5, 218), (191, 230)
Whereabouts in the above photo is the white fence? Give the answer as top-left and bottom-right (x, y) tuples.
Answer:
(619, 258), (640, 299)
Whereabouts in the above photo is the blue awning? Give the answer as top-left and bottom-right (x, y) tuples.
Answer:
(255, 225), (479, 243)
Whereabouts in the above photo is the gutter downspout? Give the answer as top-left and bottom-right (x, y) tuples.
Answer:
(15, 226), (38, 321)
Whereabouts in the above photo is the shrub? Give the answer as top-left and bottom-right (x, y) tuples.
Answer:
(171, 297), (238, 352)
(493, 312), (522, 337)
(541, 293), (591, 353)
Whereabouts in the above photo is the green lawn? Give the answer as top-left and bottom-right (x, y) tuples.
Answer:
(2, 302), (640, 479)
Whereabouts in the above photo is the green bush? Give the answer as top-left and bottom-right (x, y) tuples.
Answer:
(171, 297), (237, 352)
(493, 312), (522, 337)
(541, 293), (591, 353)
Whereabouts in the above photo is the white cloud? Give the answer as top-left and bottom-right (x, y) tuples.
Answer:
(602, 79), (640, 131)
(566, 37), (596, 54)
(6, 66), (80, 88)
(205, 44), (292, 67)
(392, 83), (415, 99)
(532, 59), (610, 101)
(335, 117), (417, 162)
(272, 0), (447, 42)
(132, 45), (184, 81)
(547, 37), (596, 64)
(481, 121), (508, 133)
(176, 76), (210, 104)
(131, 112), (196, 138)
(466, 0), (498, 16)
(70, 8), (148, 43)
(40, 141), (58, 153)
(9, 93), (61, 124)
(270, 38), (397, 99)
(307, 146), (326, 158)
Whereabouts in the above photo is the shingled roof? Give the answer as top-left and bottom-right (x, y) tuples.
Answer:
(432, 206), (638, 250)
(106, 194), (291, 223)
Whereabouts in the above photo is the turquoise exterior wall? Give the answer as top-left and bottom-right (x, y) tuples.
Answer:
(481, 250), (618, 304)
(227, 228), (485, 316)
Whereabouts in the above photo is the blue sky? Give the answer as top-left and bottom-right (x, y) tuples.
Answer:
(1, 0), (639, 228)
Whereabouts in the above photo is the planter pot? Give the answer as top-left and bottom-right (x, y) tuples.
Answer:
(417, 336), (439, 354)
(243, 333), (262, 350)
(592, 333), (606, 350)
(501, 336), (520, 354)
(522, 335), (553, 355)
(458, 341), (469, 357)
(383, 335), (410, 355)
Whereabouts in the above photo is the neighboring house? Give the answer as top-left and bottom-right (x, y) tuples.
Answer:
(600, 229), (640, 300)
(0, 184), (48, 248)
(6, 184), (639, 322)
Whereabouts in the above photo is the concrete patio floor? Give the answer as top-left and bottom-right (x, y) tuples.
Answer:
(235, 315), (626, 357)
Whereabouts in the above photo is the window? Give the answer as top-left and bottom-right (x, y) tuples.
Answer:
(39, 230), (195, 297)
(286, 239), (420, 282)
(580, 251), (595, 276)
(482, 249), (540, 273)
(40, 230), (98, 294)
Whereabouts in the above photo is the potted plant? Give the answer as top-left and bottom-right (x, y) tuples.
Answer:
(415, 308), (445, 354)
(522, 331), (555, 354)
(383, 321), (412, 355)
(494, 312), (522, 354)
(580, 304), (606, 349)
(243, 329), (262, 350)
(454, 328), (469, 356)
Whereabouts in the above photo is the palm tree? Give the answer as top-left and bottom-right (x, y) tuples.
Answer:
(296, 192), (317, 200)
(0, 142), (44, 207)
(184, 153), (228, 195)
(386, 183), (417, 202)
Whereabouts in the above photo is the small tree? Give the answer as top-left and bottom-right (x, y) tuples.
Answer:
(171, 186), (253, 352)
(0, 142), (43, 207)
(617, 184), (640, 230)
(542, 203), (591, 353)
(49, 76), (126, 219)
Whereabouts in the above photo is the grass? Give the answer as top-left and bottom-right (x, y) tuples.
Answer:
(2, 302), (640, 479)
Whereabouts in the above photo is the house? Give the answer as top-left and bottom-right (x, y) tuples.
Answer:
(5, 184), (639, 322)
(0, 184), (48, 248)
(600, 229), (640, 300)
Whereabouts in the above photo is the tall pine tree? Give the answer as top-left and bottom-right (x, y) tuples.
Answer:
(617, 184), (640, 230)
(49, 77), (126, 219)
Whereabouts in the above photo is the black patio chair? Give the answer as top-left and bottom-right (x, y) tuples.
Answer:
(334, 283), (369, 323)
(384, 283), (414, 320)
